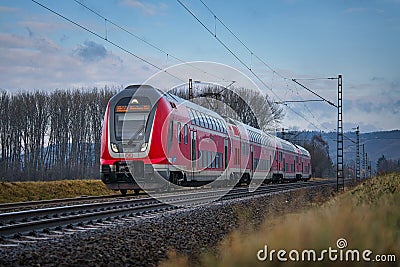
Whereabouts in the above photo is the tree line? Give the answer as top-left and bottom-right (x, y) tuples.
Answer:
(377, 155), (400, 175)
(0, 88), (116, 181)
(0, 84), (340, 181)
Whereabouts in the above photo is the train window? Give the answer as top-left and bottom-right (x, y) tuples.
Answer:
(205, 115), (210, 129)
(168, 120), (174, 149)
(210, 117), (214, 130)
(198, 112), (204, 127)
(188, 109), (195, 125)
(217, 119), (222, 132)
(194, 110), (201, 126)
(219, 120), (223, 132)
(177, 122), (181, 143)
(221, 121), (226, 133)
(115, 112), (147, 141)
(184, 124), (188, 144)
(279, 151), (283, 161)
(198, 151), (202, 167)
(212, 117), (217, 131)
(196, 110), (202, 126)
(209, 117), (215, 131)
(202, 113), (207, 128)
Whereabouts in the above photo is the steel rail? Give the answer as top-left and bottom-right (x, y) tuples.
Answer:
(0, 180), (338, 237)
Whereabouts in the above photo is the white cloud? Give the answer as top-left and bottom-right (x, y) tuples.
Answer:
(0, 32), (157, 91)
(0, 6), (19, 13)
(343, 7), (384, 14)
(120, 0), (167, 16)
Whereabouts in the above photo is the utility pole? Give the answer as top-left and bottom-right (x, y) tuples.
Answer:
(188, 78), (193, 101)
(368, 160), (372, 178)
(337, 75), (344, 191)
(281, 128), (285, 141)
(362, 144), (365, 179)
(356, 126), (360, 181)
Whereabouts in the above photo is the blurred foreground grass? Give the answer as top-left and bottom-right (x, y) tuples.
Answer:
(161, 173), (400, 267)
(0, 180), (115, 203)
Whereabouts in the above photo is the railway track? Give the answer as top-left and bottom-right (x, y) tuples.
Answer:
(0, 180), (337, 240)
(0, 193), (148, 213)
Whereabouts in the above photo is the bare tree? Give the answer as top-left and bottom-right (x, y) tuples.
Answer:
(170, 85), (284, 131)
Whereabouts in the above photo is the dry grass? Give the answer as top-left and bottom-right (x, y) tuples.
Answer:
(0, 180), (115, 203)
(161, 173), (400, 267)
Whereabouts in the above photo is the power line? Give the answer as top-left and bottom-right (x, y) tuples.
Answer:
(274, 100), (325, 104)
(31, 0), (186, 84)
(72, 0), (232, 85)
(292, 79), (337, 107)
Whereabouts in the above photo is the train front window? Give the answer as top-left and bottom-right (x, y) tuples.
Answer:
(115, 113), (147, 141)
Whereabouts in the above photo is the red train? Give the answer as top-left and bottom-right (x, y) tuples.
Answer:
(100, 85), (311, 195)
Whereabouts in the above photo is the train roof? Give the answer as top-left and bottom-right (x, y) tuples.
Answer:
(295, 145), (311, 157)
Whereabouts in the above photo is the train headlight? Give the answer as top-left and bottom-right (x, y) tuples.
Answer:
(140, 142), (148, 152)
(111, 143), (119, 153)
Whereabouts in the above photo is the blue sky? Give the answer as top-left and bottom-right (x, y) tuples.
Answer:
(0, 0), (399, 132)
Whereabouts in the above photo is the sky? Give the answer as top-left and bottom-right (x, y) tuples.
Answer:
(0, 0), (399, 133)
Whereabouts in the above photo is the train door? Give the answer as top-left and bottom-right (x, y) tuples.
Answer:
(223, 138), (228, 169)
(224, 138), (229, 182)
(191, 130), (197, 181)
(250, 145), (254, 174)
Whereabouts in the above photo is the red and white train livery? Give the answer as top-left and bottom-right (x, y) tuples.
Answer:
(100, 85), (311, 194)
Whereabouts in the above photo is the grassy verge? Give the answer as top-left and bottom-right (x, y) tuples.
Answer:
(161, 173), (400, 267)
(0, 180), (115, 203)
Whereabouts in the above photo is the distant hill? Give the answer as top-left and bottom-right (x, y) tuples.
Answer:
(279, 130), (400, 169)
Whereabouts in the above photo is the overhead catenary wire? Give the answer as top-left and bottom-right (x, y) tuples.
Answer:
(178, 0), (336, 133)
(31, 0), (187, 84)
(72, 0), (233, 86)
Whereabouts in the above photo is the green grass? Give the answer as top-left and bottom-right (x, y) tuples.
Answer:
(0, 180), (115, 203)
(161, 173), (400, 267)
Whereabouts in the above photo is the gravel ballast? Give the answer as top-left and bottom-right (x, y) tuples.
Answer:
(0, 185), (335, 266)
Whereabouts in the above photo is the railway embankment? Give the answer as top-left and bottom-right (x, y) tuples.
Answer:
(0, 180), (115, 203)
(162, 172), (400, 267)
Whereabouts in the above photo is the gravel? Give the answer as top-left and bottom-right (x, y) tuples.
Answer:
(0, 185), (335, 267)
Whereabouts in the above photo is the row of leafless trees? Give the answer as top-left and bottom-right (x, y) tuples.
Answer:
(0, 88), (116, 181)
